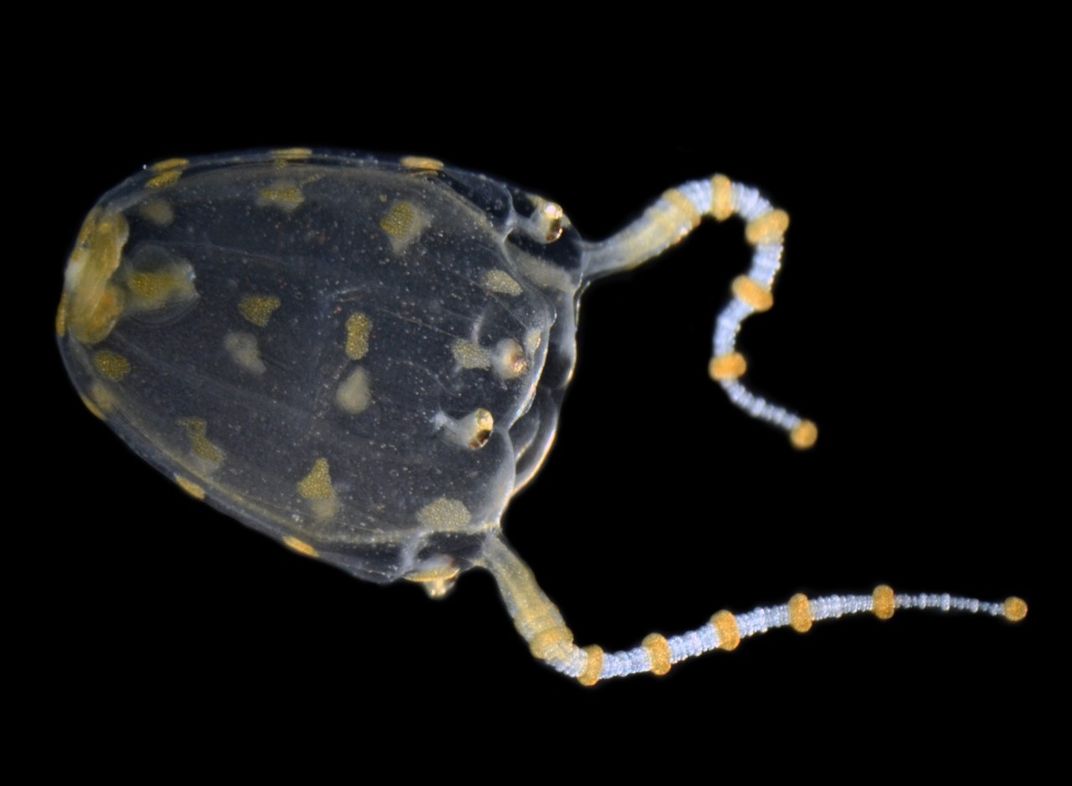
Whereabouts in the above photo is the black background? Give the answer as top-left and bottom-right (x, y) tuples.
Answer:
(25, 59), (1054, 767)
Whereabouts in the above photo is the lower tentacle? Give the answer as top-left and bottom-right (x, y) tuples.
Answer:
(482, 533), (1028, 685)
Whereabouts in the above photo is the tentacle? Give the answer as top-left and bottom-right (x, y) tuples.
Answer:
(481, 534), (1028, 685)
(581, 175), (816, 448)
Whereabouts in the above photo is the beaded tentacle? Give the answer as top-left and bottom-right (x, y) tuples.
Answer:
(483, 534), (1028, 685)
(583, 174), (817, 448)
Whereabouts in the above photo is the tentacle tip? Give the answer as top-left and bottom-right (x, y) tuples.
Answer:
(1003, 596), (1028, 623)
(790, 420), (818, 450)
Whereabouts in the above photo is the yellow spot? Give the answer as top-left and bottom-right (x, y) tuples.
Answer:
(238, 295), (281, 327)
(272, 148), (313, 166)
(482, 269), (523, 296)
(1003, 596), (1028, 622)
(578, 645), (604, 687)
(88, 382), (117, 417)
(452, 339), (491, 370)
(124, 263), (196, 313)
(709, 352), (747, 381)
(642, 633), (672, 676)
(93, 350), (130, 381)
(80, 392), (105, 420)
(745, 209), (790, 245)
(872, 585), (896, 620)
(493, 338), (529, 380)
(709, 175), (734, 221)
(55, 291), (69, 337)
(296, 458), (338, 519)
(345, 312), (372, 360)
(790, 420), (818, 450)
(297, 458), (333, 499)
(63, 208), (129, 344)
(282, 535), (319, 558)
(138, 198), (174, 226)
(380, 200), (416, 236)
(400, 155), (444, 171)
(257, 180), (305, 212)
(711, 610), (740, 651)
(336, 367), (372, 414)
(417, 497), (471, 530)
(146, 169), (183, 190)
(151, 157), (189, 172)
(663, 188), (702, 228)
(224, 332), (266, 374)
(732, 275), (774, 312)
(529, 625), (574, 661)
(178, 418), (224, 466)
(174, 475), (205, 500)
(788, 593), (813, 633)
(379, 200), (429, 253)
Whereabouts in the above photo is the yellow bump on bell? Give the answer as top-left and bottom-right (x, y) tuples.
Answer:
(80, 393), (105, 420)
(578, 645), (604, 687)
(790, 420), (818, 450)
(711, 610), (740, 651)
(709, 174), (734, 221)
(745, 209), (790, 245)
(788, 593), (813, 633)
(173, 475), (206, 500)
(282, 535), (319, 558)
(400, 155), (445, 172)
(529, 625), (574, 661)
(146, 169), (183, 190)
(872, 585), (896, 620)
(731, 275), (774, 312)
(642, 633), (672, 676)
(271, 147), (312, 164)
(1003, 596), (1028, 622)
(151, 157), (189, 172)
(709, 352), (748, 381)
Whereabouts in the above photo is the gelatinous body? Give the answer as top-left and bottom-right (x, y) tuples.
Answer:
(57, 151), (582, 584)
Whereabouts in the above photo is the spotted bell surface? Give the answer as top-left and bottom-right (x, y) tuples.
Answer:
(57, 150), (583, 585)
